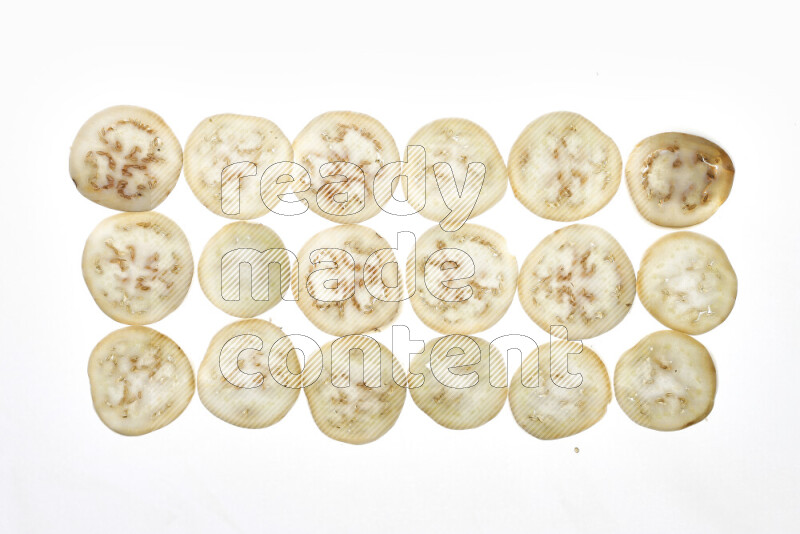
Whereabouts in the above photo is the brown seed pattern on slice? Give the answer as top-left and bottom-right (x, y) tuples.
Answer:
(625, 132), (734, 227)
(82, 212), (193, 325)
(88, 326), (195, 436)
(517, 224), (635, 339)
(70, 105), (182, 211)
(292, 111), (399, 223)
(292, 225), (401, 336)
(407, 223), (517, 334)
(509, 111), (622, 221)
(303, 337), (406, 444)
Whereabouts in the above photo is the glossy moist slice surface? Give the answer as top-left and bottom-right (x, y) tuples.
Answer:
(70, 105), (183, 211)
(637, 231), (737, 335)
(615, 330), (716, 431)
(509, 341), (611, 439)
(625, 132), (734, 227)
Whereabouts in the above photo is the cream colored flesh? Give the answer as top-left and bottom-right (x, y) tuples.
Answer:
(292, 111), (399, 223)
(70, 105), (182, 211)
(293, 225), (401, 336)
(517, 224), (635, 339)
(197, 319), (300, 429)
(82, 212), (193, 325)
(88, 326), (194, 436)
(407, 223), (517, 334)
(198, 222), (289, 318)
(303, 338), (406, 444)
(403, 118), (507, 223)
(509, 341), (611, 440)
(637, 232), (737, 335)
(625, 132), (734, 227)
(409, 335), (507, 430)
(508, 111), (622, 221)
(184, 114), (293, 219)
(615, 330), (716, 431)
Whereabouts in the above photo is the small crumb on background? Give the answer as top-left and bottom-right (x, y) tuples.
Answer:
(574, 447), (580, 453)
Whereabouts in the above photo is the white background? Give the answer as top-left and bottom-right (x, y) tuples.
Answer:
(1, 1), (798, 532)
